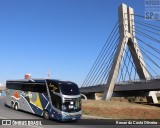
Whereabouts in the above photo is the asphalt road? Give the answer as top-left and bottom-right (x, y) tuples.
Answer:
(0, 96), (160, 128)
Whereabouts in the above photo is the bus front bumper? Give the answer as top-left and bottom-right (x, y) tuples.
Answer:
(61, 114), (81, 121)
(61, 112), (81, 121)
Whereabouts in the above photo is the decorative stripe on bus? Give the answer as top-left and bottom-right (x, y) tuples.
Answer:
(42, 94), (48, 101)
(45, 102), (50, 110)
(11, 96), (20, 100)
(30, 102), (43, 110)
(20, 95), (35, 114)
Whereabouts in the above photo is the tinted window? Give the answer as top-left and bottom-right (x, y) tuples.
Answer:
(6, 83), (12, 89)
(21, 83), (47, 93)
(47, 81), (60, 93)
(46, 80), (80, 95)
(59, 83), (80, 95)
(6, 82), (22, 90)
(50, 93), (62, 110)
(6, 81), (47, 93)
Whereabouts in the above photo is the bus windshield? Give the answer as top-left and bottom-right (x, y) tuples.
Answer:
(47, 80), (80, 95)
(59, 83), (80, 95)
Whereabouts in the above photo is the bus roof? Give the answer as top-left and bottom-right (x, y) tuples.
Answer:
(6, 79), (74, 84)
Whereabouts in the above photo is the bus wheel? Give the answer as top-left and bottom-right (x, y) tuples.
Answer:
(43, 110), (49, 119)
(14, 103), (19, 111)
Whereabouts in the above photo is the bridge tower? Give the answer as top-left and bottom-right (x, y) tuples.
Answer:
(102, 3), (158, 103)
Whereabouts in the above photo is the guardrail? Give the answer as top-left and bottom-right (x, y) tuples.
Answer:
(116, 76), (160, 85)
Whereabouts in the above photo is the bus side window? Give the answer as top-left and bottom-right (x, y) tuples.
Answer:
(32, 83), (47, 93)
(41, 84), (47, 93)
(16, 83), (22, 90)
(50, 93), (62, 110)
(6, 83), (12, 89)
(21, 84), (25, 91)
(49, 83), (60, 93)
(21, 84), (29, 92)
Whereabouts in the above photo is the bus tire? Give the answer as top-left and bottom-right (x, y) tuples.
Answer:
(14, 103), (19, 111)
(43, 110), (49, 119)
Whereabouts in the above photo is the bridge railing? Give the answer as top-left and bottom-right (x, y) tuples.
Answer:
(116, 76), (160, 85)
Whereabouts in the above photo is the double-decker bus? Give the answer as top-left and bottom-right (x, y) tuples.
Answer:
(5, 79), (81, 121)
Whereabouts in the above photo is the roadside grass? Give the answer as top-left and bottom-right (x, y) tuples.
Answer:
(82, 99), (160, 119)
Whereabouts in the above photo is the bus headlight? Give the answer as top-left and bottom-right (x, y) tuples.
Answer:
(66, 113), (70, 116)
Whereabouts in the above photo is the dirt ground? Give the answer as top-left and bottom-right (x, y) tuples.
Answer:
(82, 99), (160, 119)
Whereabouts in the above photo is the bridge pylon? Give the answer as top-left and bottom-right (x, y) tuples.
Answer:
(102, 3), (158, 103)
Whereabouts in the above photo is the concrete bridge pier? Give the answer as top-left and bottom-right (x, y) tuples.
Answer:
(102, 3), (158, 103)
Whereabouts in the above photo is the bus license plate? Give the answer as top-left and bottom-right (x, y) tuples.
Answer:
(72, 117), (76, 120)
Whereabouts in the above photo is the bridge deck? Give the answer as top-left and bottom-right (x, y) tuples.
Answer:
(80, 79), (160, 94)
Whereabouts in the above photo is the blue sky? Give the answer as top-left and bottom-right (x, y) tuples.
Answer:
(0, 0), (145, 86)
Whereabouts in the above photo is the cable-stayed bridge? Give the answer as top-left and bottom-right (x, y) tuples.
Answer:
(80, 3), (160, 103)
